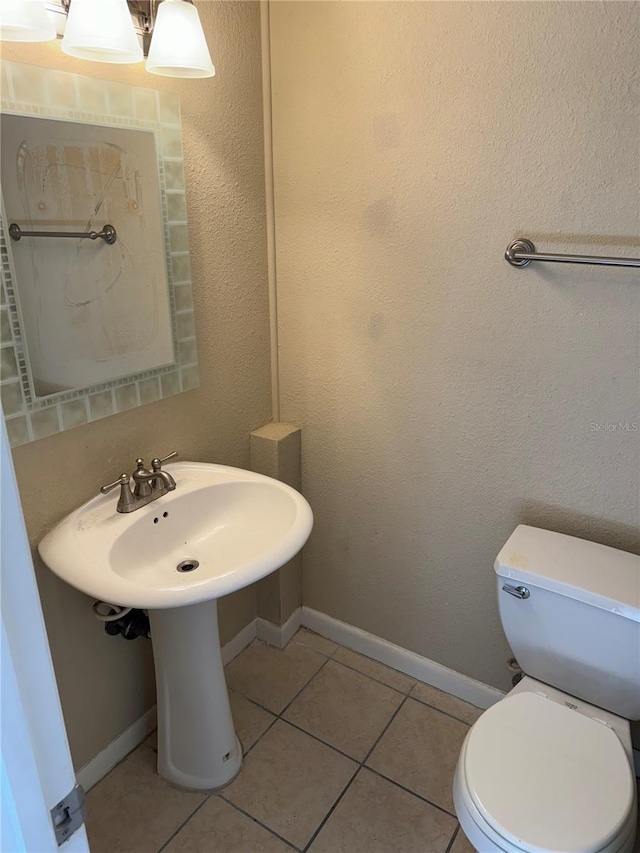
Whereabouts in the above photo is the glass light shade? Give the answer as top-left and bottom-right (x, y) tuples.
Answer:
(146, 0), (215, 79)
(0, 0), (56, 42)
(61, 0), (143, 64)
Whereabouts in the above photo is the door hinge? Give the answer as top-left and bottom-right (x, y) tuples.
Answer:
(50, 784), (86, 846)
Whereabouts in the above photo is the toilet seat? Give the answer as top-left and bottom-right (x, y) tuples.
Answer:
(458, 691), (635, 853)
(454, 760), (637, 853)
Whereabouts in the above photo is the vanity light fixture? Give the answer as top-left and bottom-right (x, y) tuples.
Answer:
(0, 0), (215, 78)
(0, 0), (56, 42)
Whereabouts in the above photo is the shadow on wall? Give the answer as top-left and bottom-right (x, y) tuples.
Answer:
(519, 501), (640, 557)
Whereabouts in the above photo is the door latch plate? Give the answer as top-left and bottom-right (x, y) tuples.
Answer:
(50, 784), (85, 846)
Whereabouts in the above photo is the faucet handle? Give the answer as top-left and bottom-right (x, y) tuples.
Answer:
(151, 451), (178, 471)
(100, 473), (130, 495)
(100, 473), (137, 512)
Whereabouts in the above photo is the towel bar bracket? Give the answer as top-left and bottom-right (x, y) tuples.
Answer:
(505, 238), (536, 267)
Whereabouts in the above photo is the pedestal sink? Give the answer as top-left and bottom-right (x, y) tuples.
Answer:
(38, 462), (313, 790)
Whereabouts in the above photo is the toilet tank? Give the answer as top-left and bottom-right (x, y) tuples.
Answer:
(495, 525), (640, 720)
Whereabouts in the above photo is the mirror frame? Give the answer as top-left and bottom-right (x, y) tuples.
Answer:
(0, 61), (199, 447)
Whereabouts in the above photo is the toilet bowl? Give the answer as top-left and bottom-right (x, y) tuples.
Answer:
(453, 679), (637, 853)
(452, 525), (640, 853)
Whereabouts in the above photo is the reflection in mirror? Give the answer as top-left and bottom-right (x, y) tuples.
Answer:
(3, 115), (174, 396)
(0, 61), (198, 447)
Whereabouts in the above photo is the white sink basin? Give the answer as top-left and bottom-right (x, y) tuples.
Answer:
(39, 460), (313, 791)
(38, 461), (313, 609)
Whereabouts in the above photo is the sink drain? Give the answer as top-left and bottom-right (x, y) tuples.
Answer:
(177, 559), (199, 573)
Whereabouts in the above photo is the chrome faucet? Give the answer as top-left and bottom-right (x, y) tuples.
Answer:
(101, 452), (178, 513)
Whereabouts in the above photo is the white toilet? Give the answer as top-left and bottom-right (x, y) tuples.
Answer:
(453, 524), (639, 853)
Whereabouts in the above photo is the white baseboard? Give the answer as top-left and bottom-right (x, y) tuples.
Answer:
(221, 618), (257, 665)
(76, 705), (157, 793)
(301, 607), (504, 710)
(257, 607), (302, 649)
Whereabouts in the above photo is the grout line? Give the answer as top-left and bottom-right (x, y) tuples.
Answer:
(291, 638), (338, 661)
(277, 656), (332, 717)
(301, 765), (360, 853)
(227, 655), (331, 722)
(278, 718), (361, 765)
(355, 690), (459, 821)
(408, 688), (481, 726)
(156, 793), (212, 853)
(223, 655), (334, 762)
(219, 794), (301, 852)
(326, 641), (339, 660)
(329, 656), (414, 697)
(360, 695), (408, 767)
(233, 694), (277, 718)
(364, 766), (458, 821)
(295, 634), (417, 697)
(405, 693), (478, 727)
(445, 823), (462, 853)
(242, 715), (279, 759)
(230, 689), (279, 718)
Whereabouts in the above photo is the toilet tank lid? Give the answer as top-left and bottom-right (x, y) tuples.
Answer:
(495, 525), (640, 623)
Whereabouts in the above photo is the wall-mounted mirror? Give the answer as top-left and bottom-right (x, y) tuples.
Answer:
(0, 61), (198, 447)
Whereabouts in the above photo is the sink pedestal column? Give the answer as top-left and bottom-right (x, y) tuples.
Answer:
(149, 599), (242, 790)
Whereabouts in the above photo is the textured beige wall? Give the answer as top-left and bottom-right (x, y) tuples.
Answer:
(3, 1), (270, 770)
(270, 1), (640, 692)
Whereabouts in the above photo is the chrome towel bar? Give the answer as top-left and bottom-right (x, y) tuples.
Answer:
(9, 223), (117, 245)
(505, 238), (640, 269)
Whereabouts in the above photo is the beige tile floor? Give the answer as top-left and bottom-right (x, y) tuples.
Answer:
(86, 628), (640, 853)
